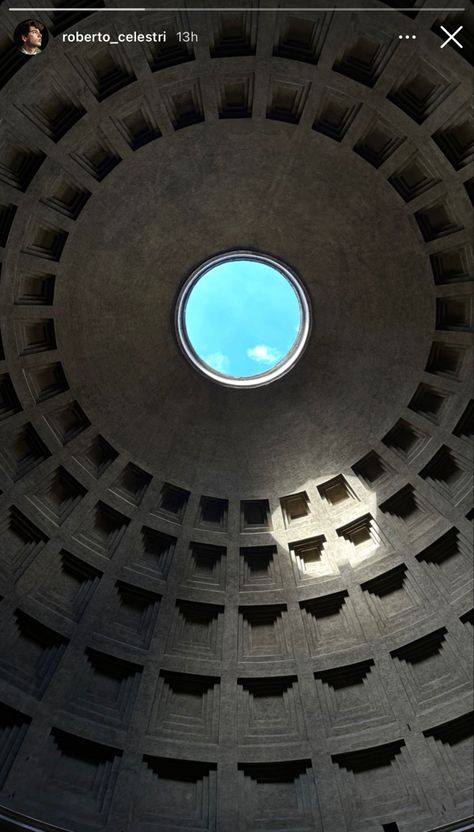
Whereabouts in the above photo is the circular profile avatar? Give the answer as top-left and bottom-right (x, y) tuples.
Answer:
(14, 19), (47, 55)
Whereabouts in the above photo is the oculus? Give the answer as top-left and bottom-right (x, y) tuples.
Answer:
(176, 251), (311, 388)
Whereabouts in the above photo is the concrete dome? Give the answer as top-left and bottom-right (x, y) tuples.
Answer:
(0, 4), (472, 831)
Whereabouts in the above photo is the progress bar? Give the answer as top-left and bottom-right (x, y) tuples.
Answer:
(7, 5), (468, 10)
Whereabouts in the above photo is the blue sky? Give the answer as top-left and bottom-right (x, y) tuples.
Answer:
(185, 260), (301, 377)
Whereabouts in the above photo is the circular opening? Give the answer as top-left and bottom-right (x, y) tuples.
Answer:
(176, 251), (311, 388)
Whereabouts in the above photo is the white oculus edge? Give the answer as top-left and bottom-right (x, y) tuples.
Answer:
(175, 250), (312, 389)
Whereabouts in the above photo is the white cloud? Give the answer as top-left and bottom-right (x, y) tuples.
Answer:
(204, 352), (230, 373)
(246, 344), (282, 365)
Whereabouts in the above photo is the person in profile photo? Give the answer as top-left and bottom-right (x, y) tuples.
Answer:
(13, 19), (47, 55)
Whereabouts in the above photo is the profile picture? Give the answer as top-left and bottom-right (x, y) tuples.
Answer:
(13, 19), (48, 55)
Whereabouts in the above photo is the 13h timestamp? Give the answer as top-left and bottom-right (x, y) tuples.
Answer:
(177, 31), (199, 43)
